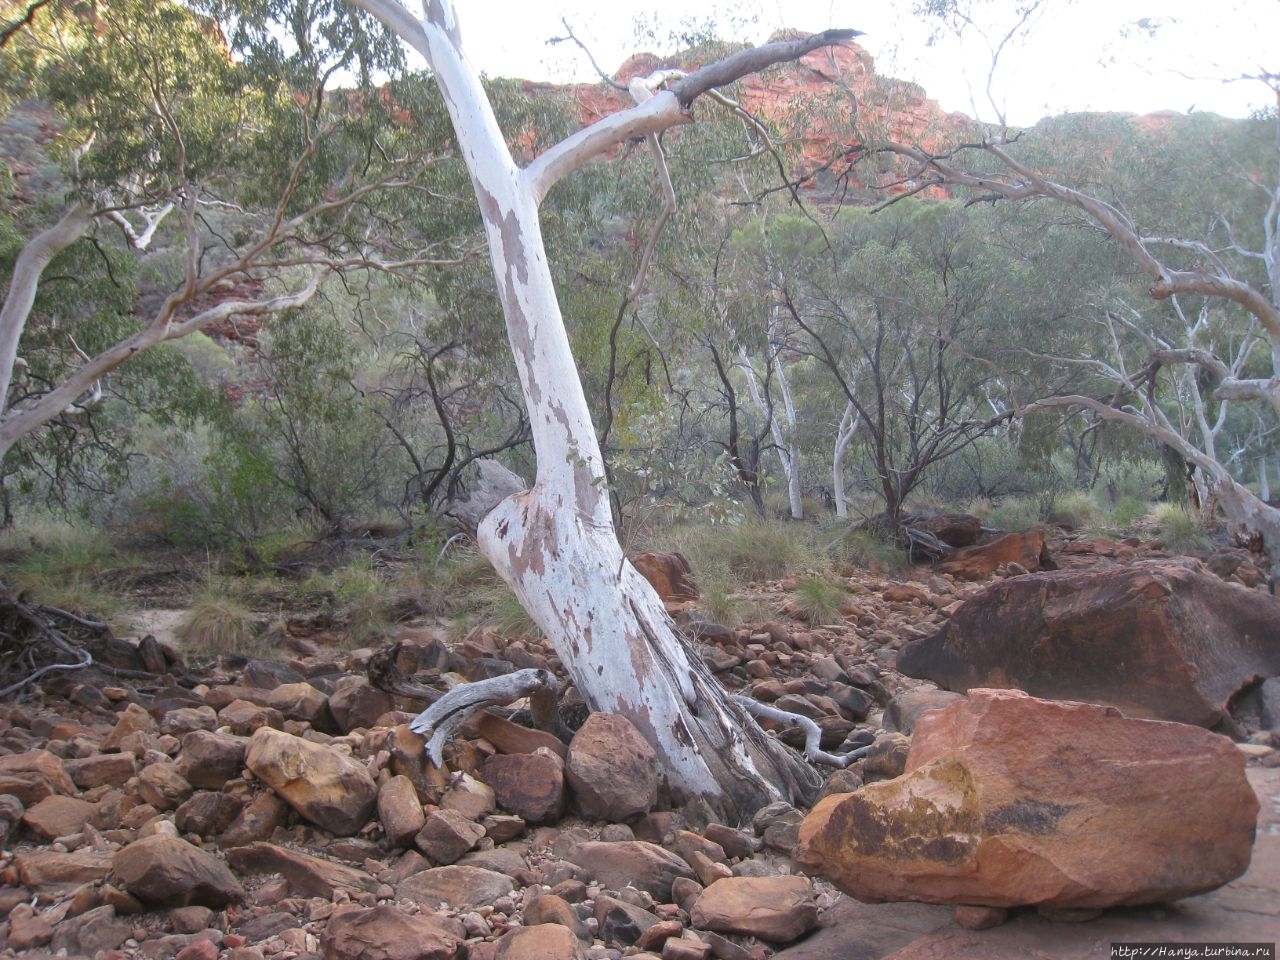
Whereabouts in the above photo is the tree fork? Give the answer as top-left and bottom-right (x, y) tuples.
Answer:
(350, 0), (848, 819)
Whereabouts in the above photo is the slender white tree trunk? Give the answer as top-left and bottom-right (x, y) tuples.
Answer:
(1261, 457), (1271, 503)
(0, 202), (93, 416)
(738, 345), (803, 519)
(832, 400), (859, 518)
(353, 0), (828, 820)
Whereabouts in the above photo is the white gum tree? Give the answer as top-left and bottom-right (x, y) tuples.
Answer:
(874, 96), (1280, 573)
(348, 0), (857, 819)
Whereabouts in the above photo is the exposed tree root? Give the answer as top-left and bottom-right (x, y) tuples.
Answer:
(0, 583), (99, 698)
(732, 695), (872, 769)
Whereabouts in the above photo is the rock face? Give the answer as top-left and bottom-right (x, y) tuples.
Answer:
(897, 559), (1280, 727)
(565, 713), (658, 821)
(795, 689), (1258, 909)
(245, 727), (377, 836)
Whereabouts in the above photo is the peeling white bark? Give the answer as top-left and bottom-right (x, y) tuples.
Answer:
(0, 202), (93, 416)
(350, 0), (844, 819)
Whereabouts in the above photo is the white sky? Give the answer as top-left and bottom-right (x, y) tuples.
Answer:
(445, 0), (1278, 126)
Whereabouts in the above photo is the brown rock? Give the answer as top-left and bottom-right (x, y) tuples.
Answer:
(244, 727), (377, 836)
(218, 699), (285, 735)
(566, 713), (657, 821)
(704, 822), (761, 860)
(219, 790), (290, 847)
(21, 794), (97, 839)
(493, 923), (588, 960)
(64, 753), (138, 790)
(0, 749), (77, 796)
(161, 705), (219, 736)
(328, 676), (394, 734)
(796, 689), (1259, 909)
(388, 724), (450, 803)
(691, 875), (818, 943)
(101, 703), (157, 752)
(6, 903), (54, 948)
(263, 681), (333, 727)
(953, 905), (1008, 929)
(935, 529), (1056, 581)
(113, 834), (245, 907)
(595, 894), (661, 946)
(481, 750), (565, 824)
(631, 551), (699, 602)
(473, 711), (568, 759)
(225, 841), (380, 898)
(179, 730), (248, 790)
(378, 774), (426, 848)
(662, 937), (712, 960)
(415, 808), (486, 864)
(175, 791), (246, 837)
(910, 514), (983, 549)
(138, 761), (194, 810)
(568, 840), (695, 901)
(523, 892), (589, 938)
(50, 903), (131, 955)
(394, 864), (514, 910)
(884, 689), (966, 735)
(14, 848), (114, 887)
(897, 559), (1280, 727)
(323, 904), (464, 960)
(440, 771), (498, 820)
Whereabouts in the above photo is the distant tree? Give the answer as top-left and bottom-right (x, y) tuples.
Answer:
(864, 93), (1280, 567)
(0, 0), (464, 471)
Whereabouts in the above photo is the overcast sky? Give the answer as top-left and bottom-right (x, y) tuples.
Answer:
(442, 0), (1277, 126)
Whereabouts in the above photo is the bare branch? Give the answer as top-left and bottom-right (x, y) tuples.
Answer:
(409, 668), (559, 766)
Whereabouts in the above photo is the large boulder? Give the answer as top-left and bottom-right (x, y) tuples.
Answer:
(795, 689), (1258, 909)
(934, 528), (1055, 580)
(897, 559), (1280, 727)
(245, 727), (377, 836)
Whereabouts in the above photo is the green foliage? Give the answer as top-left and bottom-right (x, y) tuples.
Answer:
(1043, 490), (1102, 530)
(985, 497), (1044, 532)
(1108, 495), (1149, 528)
(1152, 503), (1212, 553)
(304, 560), (392, 645)
(0, 520), (127, 618)
(792, 576), (847, 626)
(475, 585), (542, 640)
(178, 584), (258, 659)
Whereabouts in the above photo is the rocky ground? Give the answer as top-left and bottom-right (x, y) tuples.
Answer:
(0, 527), (1278, 960)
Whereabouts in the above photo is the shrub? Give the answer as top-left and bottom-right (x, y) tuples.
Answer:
(985, 497), (1043, 532)
(792, 576), (847, 626)
(178, 586), (257, 658)
(1153, 503), (1212, 553)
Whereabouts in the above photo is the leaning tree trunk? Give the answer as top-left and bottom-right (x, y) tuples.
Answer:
(353, 0), (842, 821)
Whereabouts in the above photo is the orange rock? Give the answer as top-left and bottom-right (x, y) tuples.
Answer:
(796, 689), (1258, 909)
(935, 529), (1056, 581)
